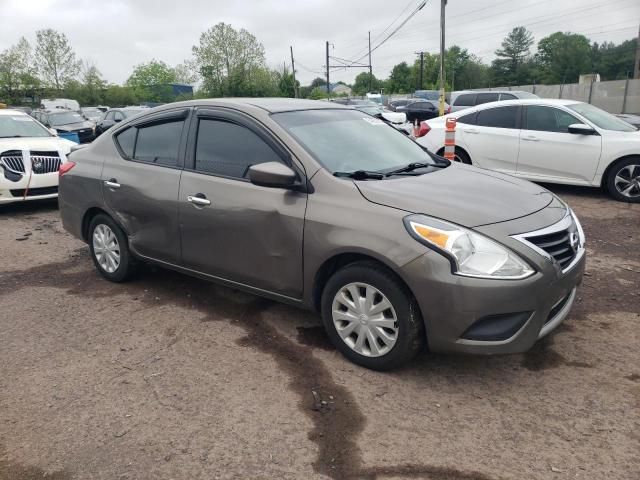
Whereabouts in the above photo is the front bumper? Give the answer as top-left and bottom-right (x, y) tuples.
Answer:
(0, 172), (59, 204)
(401, 213), (585, 355)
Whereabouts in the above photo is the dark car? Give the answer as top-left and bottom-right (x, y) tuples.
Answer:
(33, 110), (96, 143)
(95, 107), (147, 136)
(396, 100), (450, 123)
(58, 98), (584, 371)
(387, 99), (417, 111)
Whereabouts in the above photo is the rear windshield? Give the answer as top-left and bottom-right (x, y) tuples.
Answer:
(0, 114), (51, 138)
(273, 109), (435, 173)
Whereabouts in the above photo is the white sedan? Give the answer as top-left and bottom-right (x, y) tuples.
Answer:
(1, 109), (76, 204)
(416, 99), (640, 202)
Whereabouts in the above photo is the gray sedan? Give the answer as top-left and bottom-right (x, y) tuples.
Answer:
(58, 98), (585, 370)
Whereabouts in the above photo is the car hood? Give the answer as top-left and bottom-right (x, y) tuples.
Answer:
(0, 136), (76, 155)
(54, 121), (93, 132)
(381, 111), (407, 124)
(355, 163), (554, 228)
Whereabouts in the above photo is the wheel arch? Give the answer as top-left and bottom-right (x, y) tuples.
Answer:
(311, 252), (421, 318)
(436, 145), (472, 164)
(81, 207), (128, 243)
(600, 154), (640, 188)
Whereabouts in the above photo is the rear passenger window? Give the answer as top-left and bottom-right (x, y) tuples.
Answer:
(454, 94), (475, 106)
(477, 106), (519, 129)
(195, 119), (282, 179)
(115, 128), (136, 157)
(476, 93), (500, 105)
(133, 120), (184, 167)
(457, 112), (476, 125)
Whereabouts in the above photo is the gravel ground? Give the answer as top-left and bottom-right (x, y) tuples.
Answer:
(1, 184), (638, 480)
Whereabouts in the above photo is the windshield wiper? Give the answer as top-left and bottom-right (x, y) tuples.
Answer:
(384, 162), (437, 176)
(334, 170), (384, 180)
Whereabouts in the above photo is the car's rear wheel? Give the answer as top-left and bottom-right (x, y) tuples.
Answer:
(88, 214), (136, 282)
(605, 157), (640, 203)
(321, 261), (424, 370)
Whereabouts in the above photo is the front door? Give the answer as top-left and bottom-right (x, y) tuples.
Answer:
(102, 109), (189, 264)
(178, 110), (306, 299)
(516, 105), (602, 183)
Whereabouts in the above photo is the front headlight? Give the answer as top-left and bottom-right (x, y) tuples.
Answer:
(404, 215), (534, 279)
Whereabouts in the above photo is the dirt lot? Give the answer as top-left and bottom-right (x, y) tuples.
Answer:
(1, 185), (638, 480)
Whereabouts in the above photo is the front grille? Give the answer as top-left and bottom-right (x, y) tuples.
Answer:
(1, 151), (61, 174)
(10, 186), (59, 197)
(525, 228), (577, 269)
(0, 150), (25, 173)
(30, 151), (61, 174)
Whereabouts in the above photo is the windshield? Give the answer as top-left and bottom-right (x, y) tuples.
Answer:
(273, 109), (435, 174)
(414, 90), (439, 100)
(567, 103), (637, 132)
(49, 112), (85, 126)
(0, 114), (51, 138)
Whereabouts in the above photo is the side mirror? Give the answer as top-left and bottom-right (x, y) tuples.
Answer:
(568, 123), (597, 135)
(114, 118), (122, 123)
(48, 128), (58, 136)
(248, 162), (297, 188)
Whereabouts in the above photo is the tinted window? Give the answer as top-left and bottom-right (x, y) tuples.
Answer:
(454, 94), (475, 106)
(457, 112), (476, 125)
(526, 106), (580, 133)
(477, 106), (519, 129)
(475, 92), (500, 105)
(567, 102), (636, 132)
(500, 93), (517, 100)
(115, 128), (136, 157)
(195, 119), (282, 179)
(133, 120), (184, 166)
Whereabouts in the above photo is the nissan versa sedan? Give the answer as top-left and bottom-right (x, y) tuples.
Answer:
(59, 98), (585, 370)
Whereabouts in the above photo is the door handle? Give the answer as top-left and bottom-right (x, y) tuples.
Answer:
(187, 194), (211, 207)
(465, 129), (478, 134)
(522, 136), (540, 142)
(104, 179), (121, 189)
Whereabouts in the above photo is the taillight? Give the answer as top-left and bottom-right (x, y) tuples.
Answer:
(59, 161), (76, 177)
(416, 121), (431, 138)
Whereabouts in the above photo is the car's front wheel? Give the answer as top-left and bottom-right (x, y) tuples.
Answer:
(606, 157), (640, 203)
(88, 214), (137, 282)
(321, 261), (424, 370)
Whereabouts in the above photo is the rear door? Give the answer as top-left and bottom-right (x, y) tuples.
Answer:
(516, 105), (602, 182)
(101, 108), (190, 264)
(178, 108), (307, 298)
(460, 105), (521, 173)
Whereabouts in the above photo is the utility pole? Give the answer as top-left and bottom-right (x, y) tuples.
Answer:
(415, 51), (424, 90)
(438, 0), (447, 115)
(290, 45), (297, 98)
(326, 41), (330, 97)
(368, 31), (373, 93)
(634, 22), (640, 79)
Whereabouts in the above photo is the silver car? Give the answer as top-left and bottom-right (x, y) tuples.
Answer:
(449, 90), (539, 112)
(58, 98), (585, 370)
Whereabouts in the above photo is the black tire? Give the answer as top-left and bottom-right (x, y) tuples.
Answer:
(320, 261), (425, 371)
(605, 157), (640, 203)
(88, 214), (137, 282)
(437, 147), (472, 165)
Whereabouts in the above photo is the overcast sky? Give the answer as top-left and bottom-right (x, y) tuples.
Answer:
(1, 0), (638, 86)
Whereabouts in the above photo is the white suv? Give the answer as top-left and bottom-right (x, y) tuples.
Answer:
(0, 109), (76, 204)
(416, 99), (640, 202)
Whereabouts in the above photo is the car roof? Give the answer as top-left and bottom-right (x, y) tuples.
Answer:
(0, 109), (29, 116)
(148, 98), (351, 114)
(452, 90), (535, 95)
(447, 98), (581, 117)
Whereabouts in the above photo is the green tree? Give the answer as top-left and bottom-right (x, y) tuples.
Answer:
(192, 22), (267, 97)
(0, 37), (39, 104)
(277, 67), (296, 97)
(126, 59), (176, 101)
(174, 60), (199, 84)
(591, 39), (637, 80)
(308, 86), (328, 99)
(352, 72), (381, 95)
(34, 29), (81, 91)
(491, 27), (534, 85)
(102, 85), (138, 107)
(310, 77), (326, 88)
(536, 32), (592, 83)
(388, 62), (413, 93)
